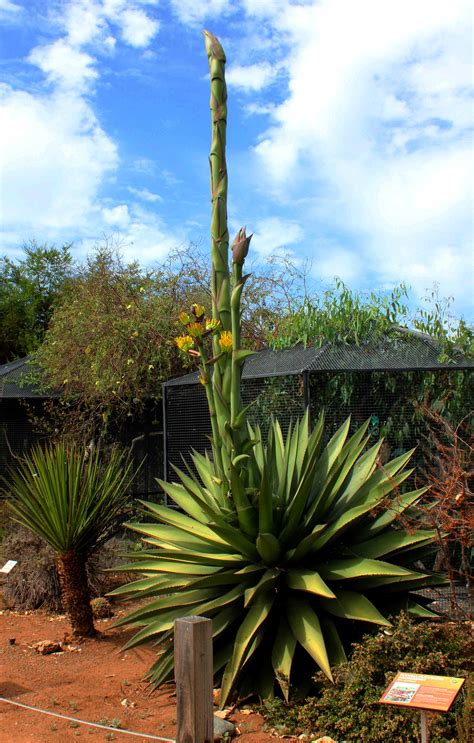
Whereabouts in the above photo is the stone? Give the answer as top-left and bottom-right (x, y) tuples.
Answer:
(30, 640), (62, 655)
(213, 714), (235, 740)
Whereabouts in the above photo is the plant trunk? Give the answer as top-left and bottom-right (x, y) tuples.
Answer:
(56, 550), (96, 637)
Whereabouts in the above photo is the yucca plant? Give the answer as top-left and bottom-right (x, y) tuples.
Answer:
(2, 442), (136, 636)
(115, 31), (442, 704)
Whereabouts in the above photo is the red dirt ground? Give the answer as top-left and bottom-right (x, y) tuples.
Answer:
(0, 604), (286, 743)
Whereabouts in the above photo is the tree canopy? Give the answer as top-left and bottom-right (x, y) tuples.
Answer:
(0, 241), (74, 363)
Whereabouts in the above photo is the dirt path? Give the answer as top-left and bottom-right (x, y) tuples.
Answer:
(0, 607), (272, 742)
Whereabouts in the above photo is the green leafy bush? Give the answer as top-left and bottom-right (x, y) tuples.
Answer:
(261, 614), (472, 743)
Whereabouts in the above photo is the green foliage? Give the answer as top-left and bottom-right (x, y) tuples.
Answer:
(0, 241), (74, 363)
(33, 246), (189, 438)
(271, 279), (410, 350)
(2, 442), (136, 555)
(115, 414), (441, 706)
(260, 614), (472, 743)
(270, 278), (473, 362)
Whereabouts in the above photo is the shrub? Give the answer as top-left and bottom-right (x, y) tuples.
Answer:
(261, 614), (472, 743)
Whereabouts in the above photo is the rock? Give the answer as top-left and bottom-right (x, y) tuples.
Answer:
(314, 738), (337, 743)
(214, 714), (235, 740)
(30, 640), (62, 655)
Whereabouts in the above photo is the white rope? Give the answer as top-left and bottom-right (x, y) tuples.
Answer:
(0, 696), (176, 741)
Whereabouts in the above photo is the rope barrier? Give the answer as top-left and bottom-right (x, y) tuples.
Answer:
(0, 696), (176, 742)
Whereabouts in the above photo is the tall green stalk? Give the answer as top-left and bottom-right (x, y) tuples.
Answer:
(176, 31), (253, 482)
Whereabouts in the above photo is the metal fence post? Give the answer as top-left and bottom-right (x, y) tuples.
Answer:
(175, 616), (213, 743)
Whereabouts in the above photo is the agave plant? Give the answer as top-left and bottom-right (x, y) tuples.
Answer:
(3, 442), (136, 636)
(116, 30), (442, 704)
(113, 413), (441, 704)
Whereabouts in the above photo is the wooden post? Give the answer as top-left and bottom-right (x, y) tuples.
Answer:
(420, 710), (430, 743)
(175, 616), (213, 743)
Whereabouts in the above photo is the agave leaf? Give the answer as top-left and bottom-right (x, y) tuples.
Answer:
(352, 530), (436, 559)
(352, 488), (427, 542)
(115, 588), (220, 625)
(280, 436), (323, 543)
(313, 420), (372, 517)
(212, 604), (242, 638)
(320, 616), (347, 665)
(141, 549), (246, 566)
(286, 597), (333, 680)
(244, 568), (279, 607)
(320, 590), (391, 626)
(258, 453), (274, 534)
(220, 596), (274, 706)
(256, 533), (281, 564)
(285, 569), (336, 598)
(126, 522), (224, 554)
(384, 597), (441, 619)
(331, 439), (383, 513)
(284, 524), (326, 564)
(318, 557), (412, 581)
(140, 501), (229, 548)
(109, 574), (197, 600)
(122, 607), (196, 648)
(115, 559), (221, 575)
(307, 416), (351, 514)
(333, 449), (415, 517)
(230, 463), (258, 537)
(271, 616), (296, 702)
(354, 571), (441, 591)
(147, 647), (175, 687)
(157, 479), (211, 523)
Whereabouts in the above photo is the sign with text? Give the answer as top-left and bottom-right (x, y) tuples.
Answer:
(380, 672), (465, 712)
(0, 560), (17, 575)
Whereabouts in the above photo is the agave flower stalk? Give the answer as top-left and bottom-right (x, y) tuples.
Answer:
(121, 30), (444, 706)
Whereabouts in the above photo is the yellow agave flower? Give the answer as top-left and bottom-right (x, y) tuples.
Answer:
(219, 330), (233, 352)
(175, 335), (194, 352)
(179, 311), (191, 325)
(205, 318), (220, 331)
(187, 322), (205, 338)
(191, 303), (206, 319)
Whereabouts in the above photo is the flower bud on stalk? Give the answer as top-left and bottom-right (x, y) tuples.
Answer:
(232, 227), (252, 266)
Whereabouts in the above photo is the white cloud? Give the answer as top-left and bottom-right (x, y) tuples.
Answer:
(0, 85), (118, 233)
(169, 0), (233, 25)
(120, 8), (159, 47)
(0, 0), (21, 15)
(102, 204), (131, 228)
(226, 63), (275, 92)
(128, 187), (163, 203)
(248, 0), (473, 307)
(252, 216), (303, 259)
(29, 39), (97, 91)
(0, 0), (162, 250)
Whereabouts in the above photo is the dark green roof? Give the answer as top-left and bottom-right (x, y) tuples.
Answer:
(164, 327), (473, 387)
(0, 357), (55, 398)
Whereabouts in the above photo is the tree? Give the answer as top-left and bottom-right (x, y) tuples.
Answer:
(32, 240), (297, 440)
(0, 241), (74, 363)
(2, 442), (136, 636)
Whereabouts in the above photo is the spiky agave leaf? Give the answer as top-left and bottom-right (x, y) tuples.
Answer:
(114, 415), (442, 706)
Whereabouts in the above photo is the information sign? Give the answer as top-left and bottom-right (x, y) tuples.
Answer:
(0, 560), (17, 575)
(380, 672), (465, 712)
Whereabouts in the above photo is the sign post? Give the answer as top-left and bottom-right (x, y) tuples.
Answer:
(380, 672), (465, 743)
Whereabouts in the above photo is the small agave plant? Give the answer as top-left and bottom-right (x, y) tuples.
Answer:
(114, 31), (443, 705)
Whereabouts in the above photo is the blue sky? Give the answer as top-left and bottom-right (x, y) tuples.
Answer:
(1, 0), (472, 318)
